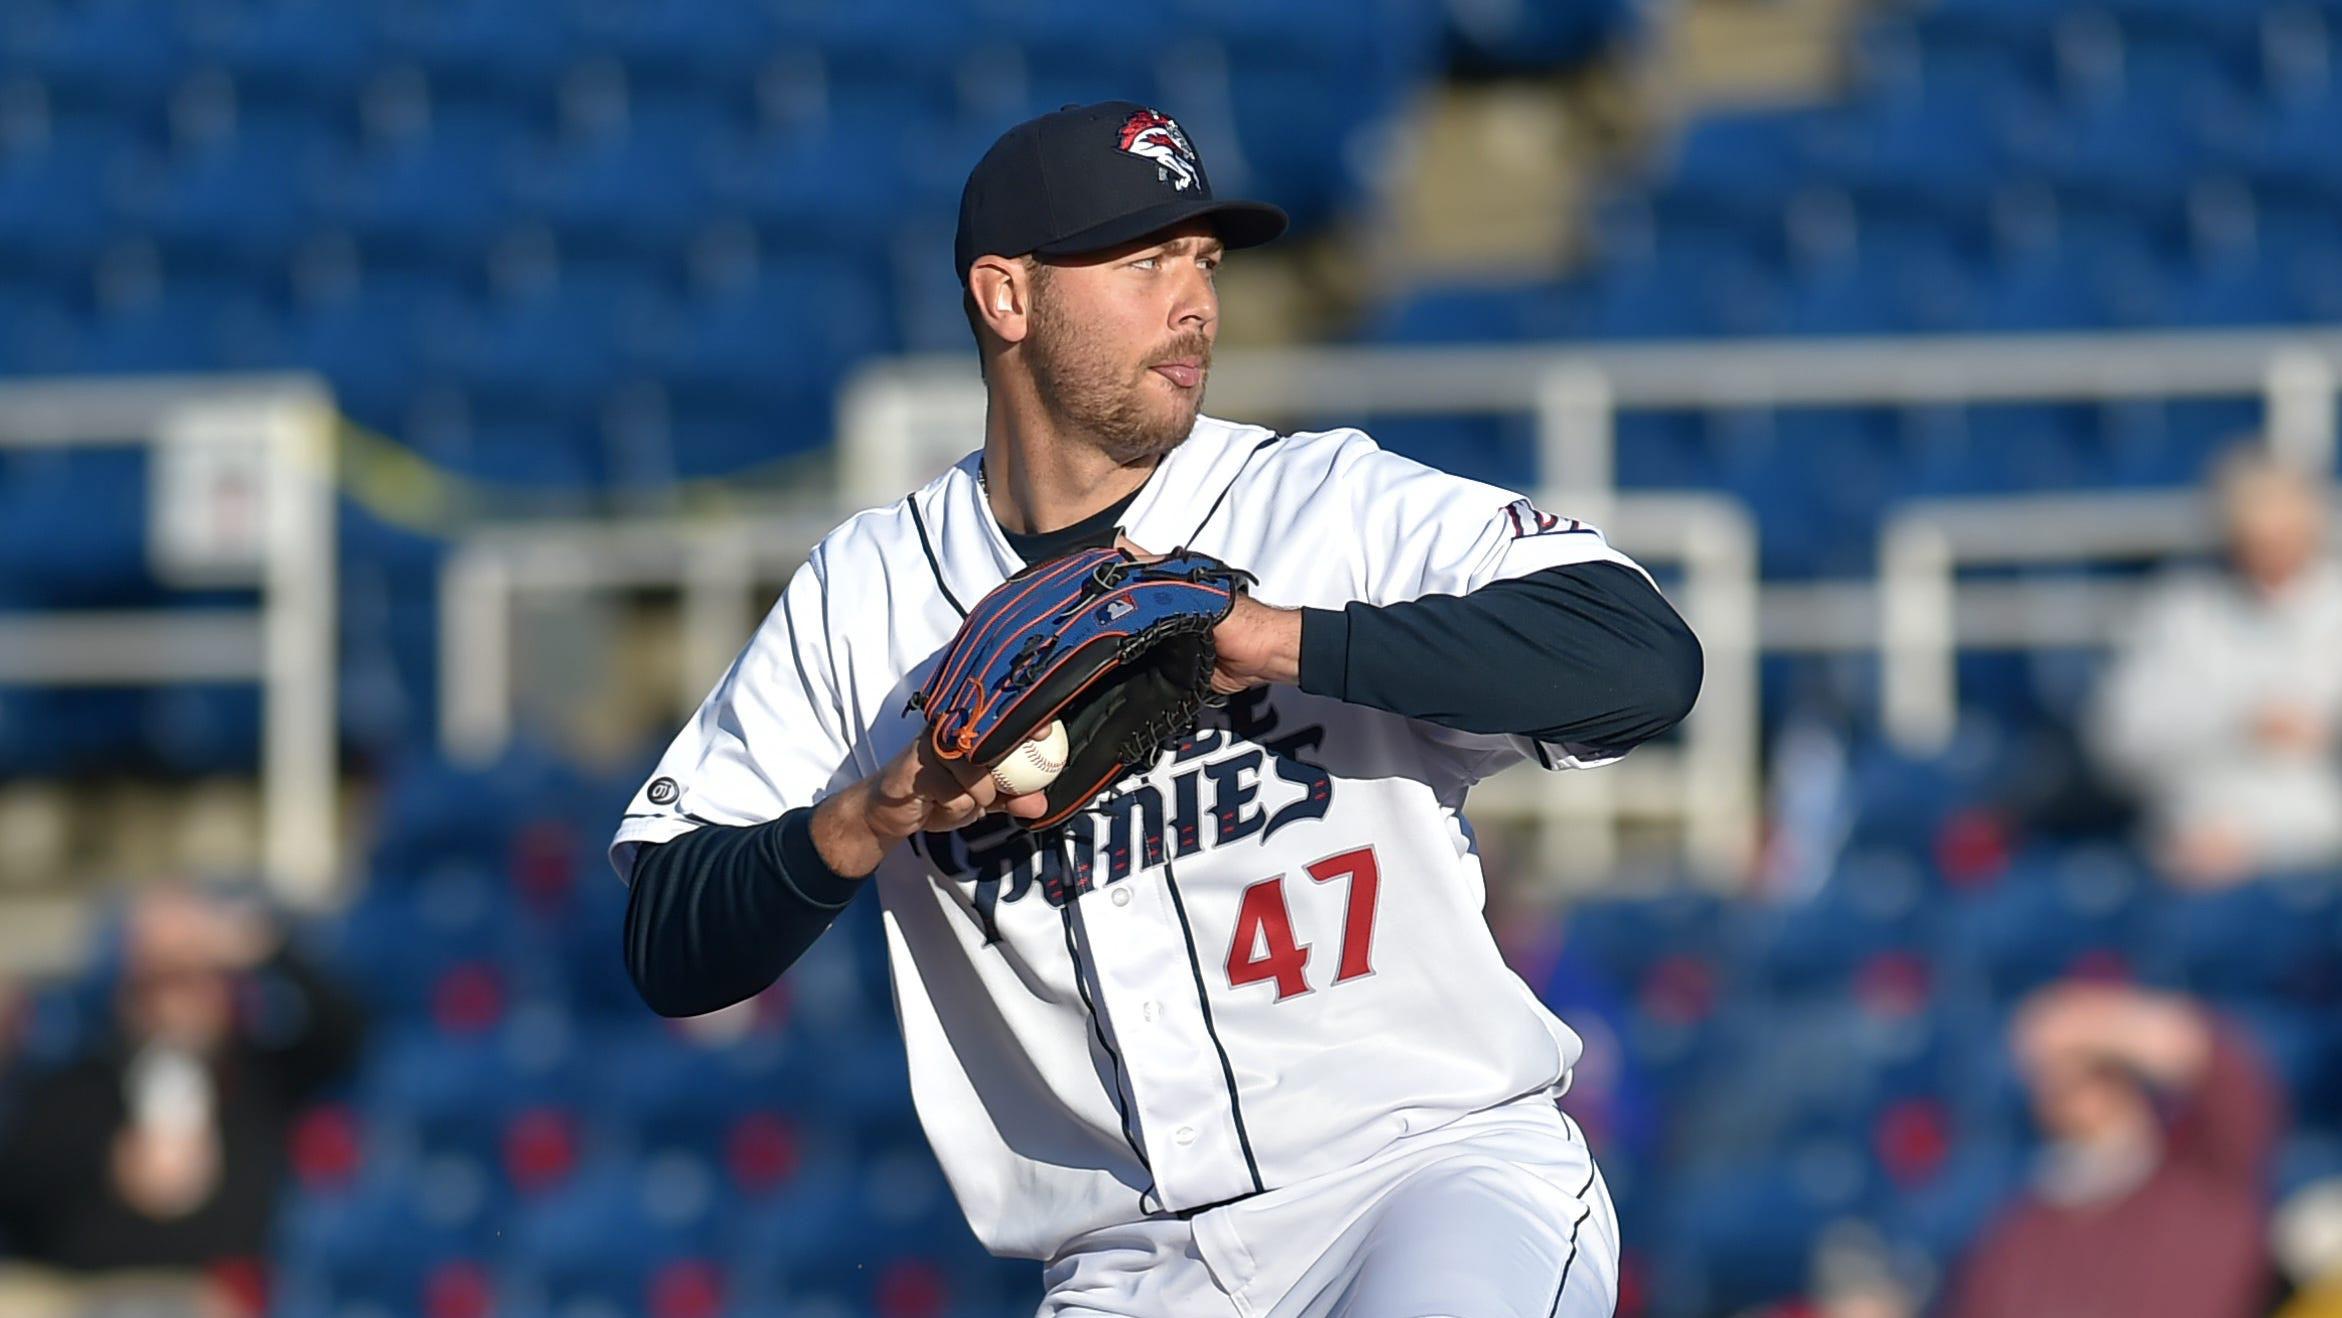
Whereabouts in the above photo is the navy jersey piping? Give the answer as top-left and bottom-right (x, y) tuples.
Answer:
(1161, 860), (1266, 1195)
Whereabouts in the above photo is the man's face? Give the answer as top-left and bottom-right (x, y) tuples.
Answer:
(2030, 1052), (2149, 1147)
(2224, 465), (2325, 594)
(1023, 219), (1222, 465)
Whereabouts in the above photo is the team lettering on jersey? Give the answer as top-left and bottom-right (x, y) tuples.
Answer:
(912, 688), (1335, 944)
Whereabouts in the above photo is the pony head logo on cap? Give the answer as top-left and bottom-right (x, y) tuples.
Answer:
(1116, 108), (1200, 192)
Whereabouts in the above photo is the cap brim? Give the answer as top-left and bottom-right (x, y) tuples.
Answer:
(1033, 197), (1289, 262)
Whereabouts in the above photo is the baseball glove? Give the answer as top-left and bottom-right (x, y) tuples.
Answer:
(912, 545), (1254, 831)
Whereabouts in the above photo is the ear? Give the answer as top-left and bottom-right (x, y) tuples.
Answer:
(968, 256), (1034, 347)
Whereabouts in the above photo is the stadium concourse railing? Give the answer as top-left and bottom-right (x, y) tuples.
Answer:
(0, 374), (340, 908)
(433, 327), (2342, 889)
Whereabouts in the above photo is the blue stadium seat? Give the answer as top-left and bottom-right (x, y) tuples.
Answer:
(1736, 851), (1938, 999)
(2014, 93), (2219, 227)
(0, 120), (137, 279)
(768, 0), (975, 96)
(1440, 0), (1638, 71)
(193, 0), (385, 110)
(0, 688), (148, 776)
(366, 743), (581, 874)
(2222, 1002), (2342, 1122)
(1936, 845), (2148, 1004)
(0, 449), (151, 605)
(1879, 1135), (2025, 1264)
(2141, 873), (2342, 1003)
(1650, 1142), (1878, 1314)
(2241, 86), (2342, 196)
(1562, 251), (1777, 340)
(1558, 888), (1732, 995)
(328, 871), (566, 1025)
(1, 0), (187, 121)
(139, 114), (341, 273)
(1173, 0), (1441, 78)
(288, 271), (469, 422)
(1777, 231), (1975, 335)
(502, 1161), (725, 1314)
(519, 102), (733, 256)
(1854, 15), (2051, 106)
(273, 1168), (485, 1315)
(1361, 280), (1560, 344)
(1635, 107), (1831, 270)
(2165, 247), (2309, 326)
(636, 255), (889, 474)
(380, 0), (573, 108)
(144, 684), (264, 773)
(1811, 94), (2018, 219)
(567, 0), (779, 94)
(1614, 410), (1712, 488)
(712, 122), (911, 259)
(325, 104), (532, 266)
(70, 282), (284, 375)
(422, 272), (658, 489)
(361, 1018), (587, 1176)
(961, 0), (1174, 101)
(585, 1025), (815, 1169)
(0, 284), (80, 376)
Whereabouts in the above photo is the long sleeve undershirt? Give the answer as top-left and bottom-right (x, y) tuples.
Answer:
(623, 511), (1701, 1017)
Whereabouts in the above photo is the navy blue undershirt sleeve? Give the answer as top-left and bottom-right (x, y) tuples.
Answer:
(1296, 560), (1702, 756)
(623, 807), (860, 1018)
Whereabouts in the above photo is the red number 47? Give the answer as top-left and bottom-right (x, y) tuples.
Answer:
(1224, 847), (1381, 1001)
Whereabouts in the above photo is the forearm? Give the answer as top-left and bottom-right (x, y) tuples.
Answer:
(1298, 562), (1702, 752)
(623, 808), (864, 1017)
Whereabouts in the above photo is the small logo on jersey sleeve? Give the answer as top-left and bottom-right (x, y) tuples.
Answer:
(646, 777), (680, 806)
(1502, 497), (1586, 540)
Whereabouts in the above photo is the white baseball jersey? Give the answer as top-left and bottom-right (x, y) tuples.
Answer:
(610, 416), (1650, 1262)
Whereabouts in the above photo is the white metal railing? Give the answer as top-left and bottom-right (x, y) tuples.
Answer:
(437, 511), (835, 763)
(1878, 487), (2342, 750)
(838, 328), (2342, 510)
(0, 375), (340, 904)
(438, 326), (2341, 884)
(433, 493), (1759, 888)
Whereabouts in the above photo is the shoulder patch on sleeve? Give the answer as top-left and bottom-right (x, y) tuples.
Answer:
(1501, 496), (1590, 540)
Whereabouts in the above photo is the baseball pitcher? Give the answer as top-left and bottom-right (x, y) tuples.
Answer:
(613, 101), (1702, 1318)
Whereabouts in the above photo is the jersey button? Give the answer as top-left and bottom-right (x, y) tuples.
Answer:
(1174, 1126), (1196, 1146)
(1142, 1001), (1159, 1022)
(1110, 887), (1132, 908)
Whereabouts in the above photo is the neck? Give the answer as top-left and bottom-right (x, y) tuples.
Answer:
(981, 382), (1160, 535)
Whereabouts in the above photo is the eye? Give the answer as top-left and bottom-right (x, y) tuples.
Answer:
(1129, 255), (1161, 270)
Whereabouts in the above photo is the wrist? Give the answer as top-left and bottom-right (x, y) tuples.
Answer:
(809, 786), (889, 880)
(1269, 606), (1304, 685)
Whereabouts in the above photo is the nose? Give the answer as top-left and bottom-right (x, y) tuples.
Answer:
(1170, 262), (1217, 337)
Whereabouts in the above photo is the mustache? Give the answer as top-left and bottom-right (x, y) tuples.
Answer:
(1151, 335), (1213, 369)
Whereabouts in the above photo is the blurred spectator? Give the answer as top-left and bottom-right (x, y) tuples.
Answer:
(2090, 446), (2342, 885)
(0, 885), (364, 1285)
(1945, 983), (2280, 1318)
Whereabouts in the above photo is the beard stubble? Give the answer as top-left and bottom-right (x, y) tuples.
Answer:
(1025, 287), (1211, 467)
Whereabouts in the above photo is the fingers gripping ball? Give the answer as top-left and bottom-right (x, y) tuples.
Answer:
(989, 720), (1069, 797)
(912, 546), (1255, 830)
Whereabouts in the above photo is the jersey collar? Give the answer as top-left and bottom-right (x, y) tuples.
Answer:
(926, 416), (1261, 611)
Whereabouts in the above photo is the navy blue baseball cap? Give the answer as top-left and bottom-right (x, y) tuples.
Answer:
(954, 101), (1288, 286)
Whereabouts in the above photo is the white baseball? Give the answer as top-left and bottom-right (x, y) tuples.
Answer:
(989, 720), (1068, 797)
